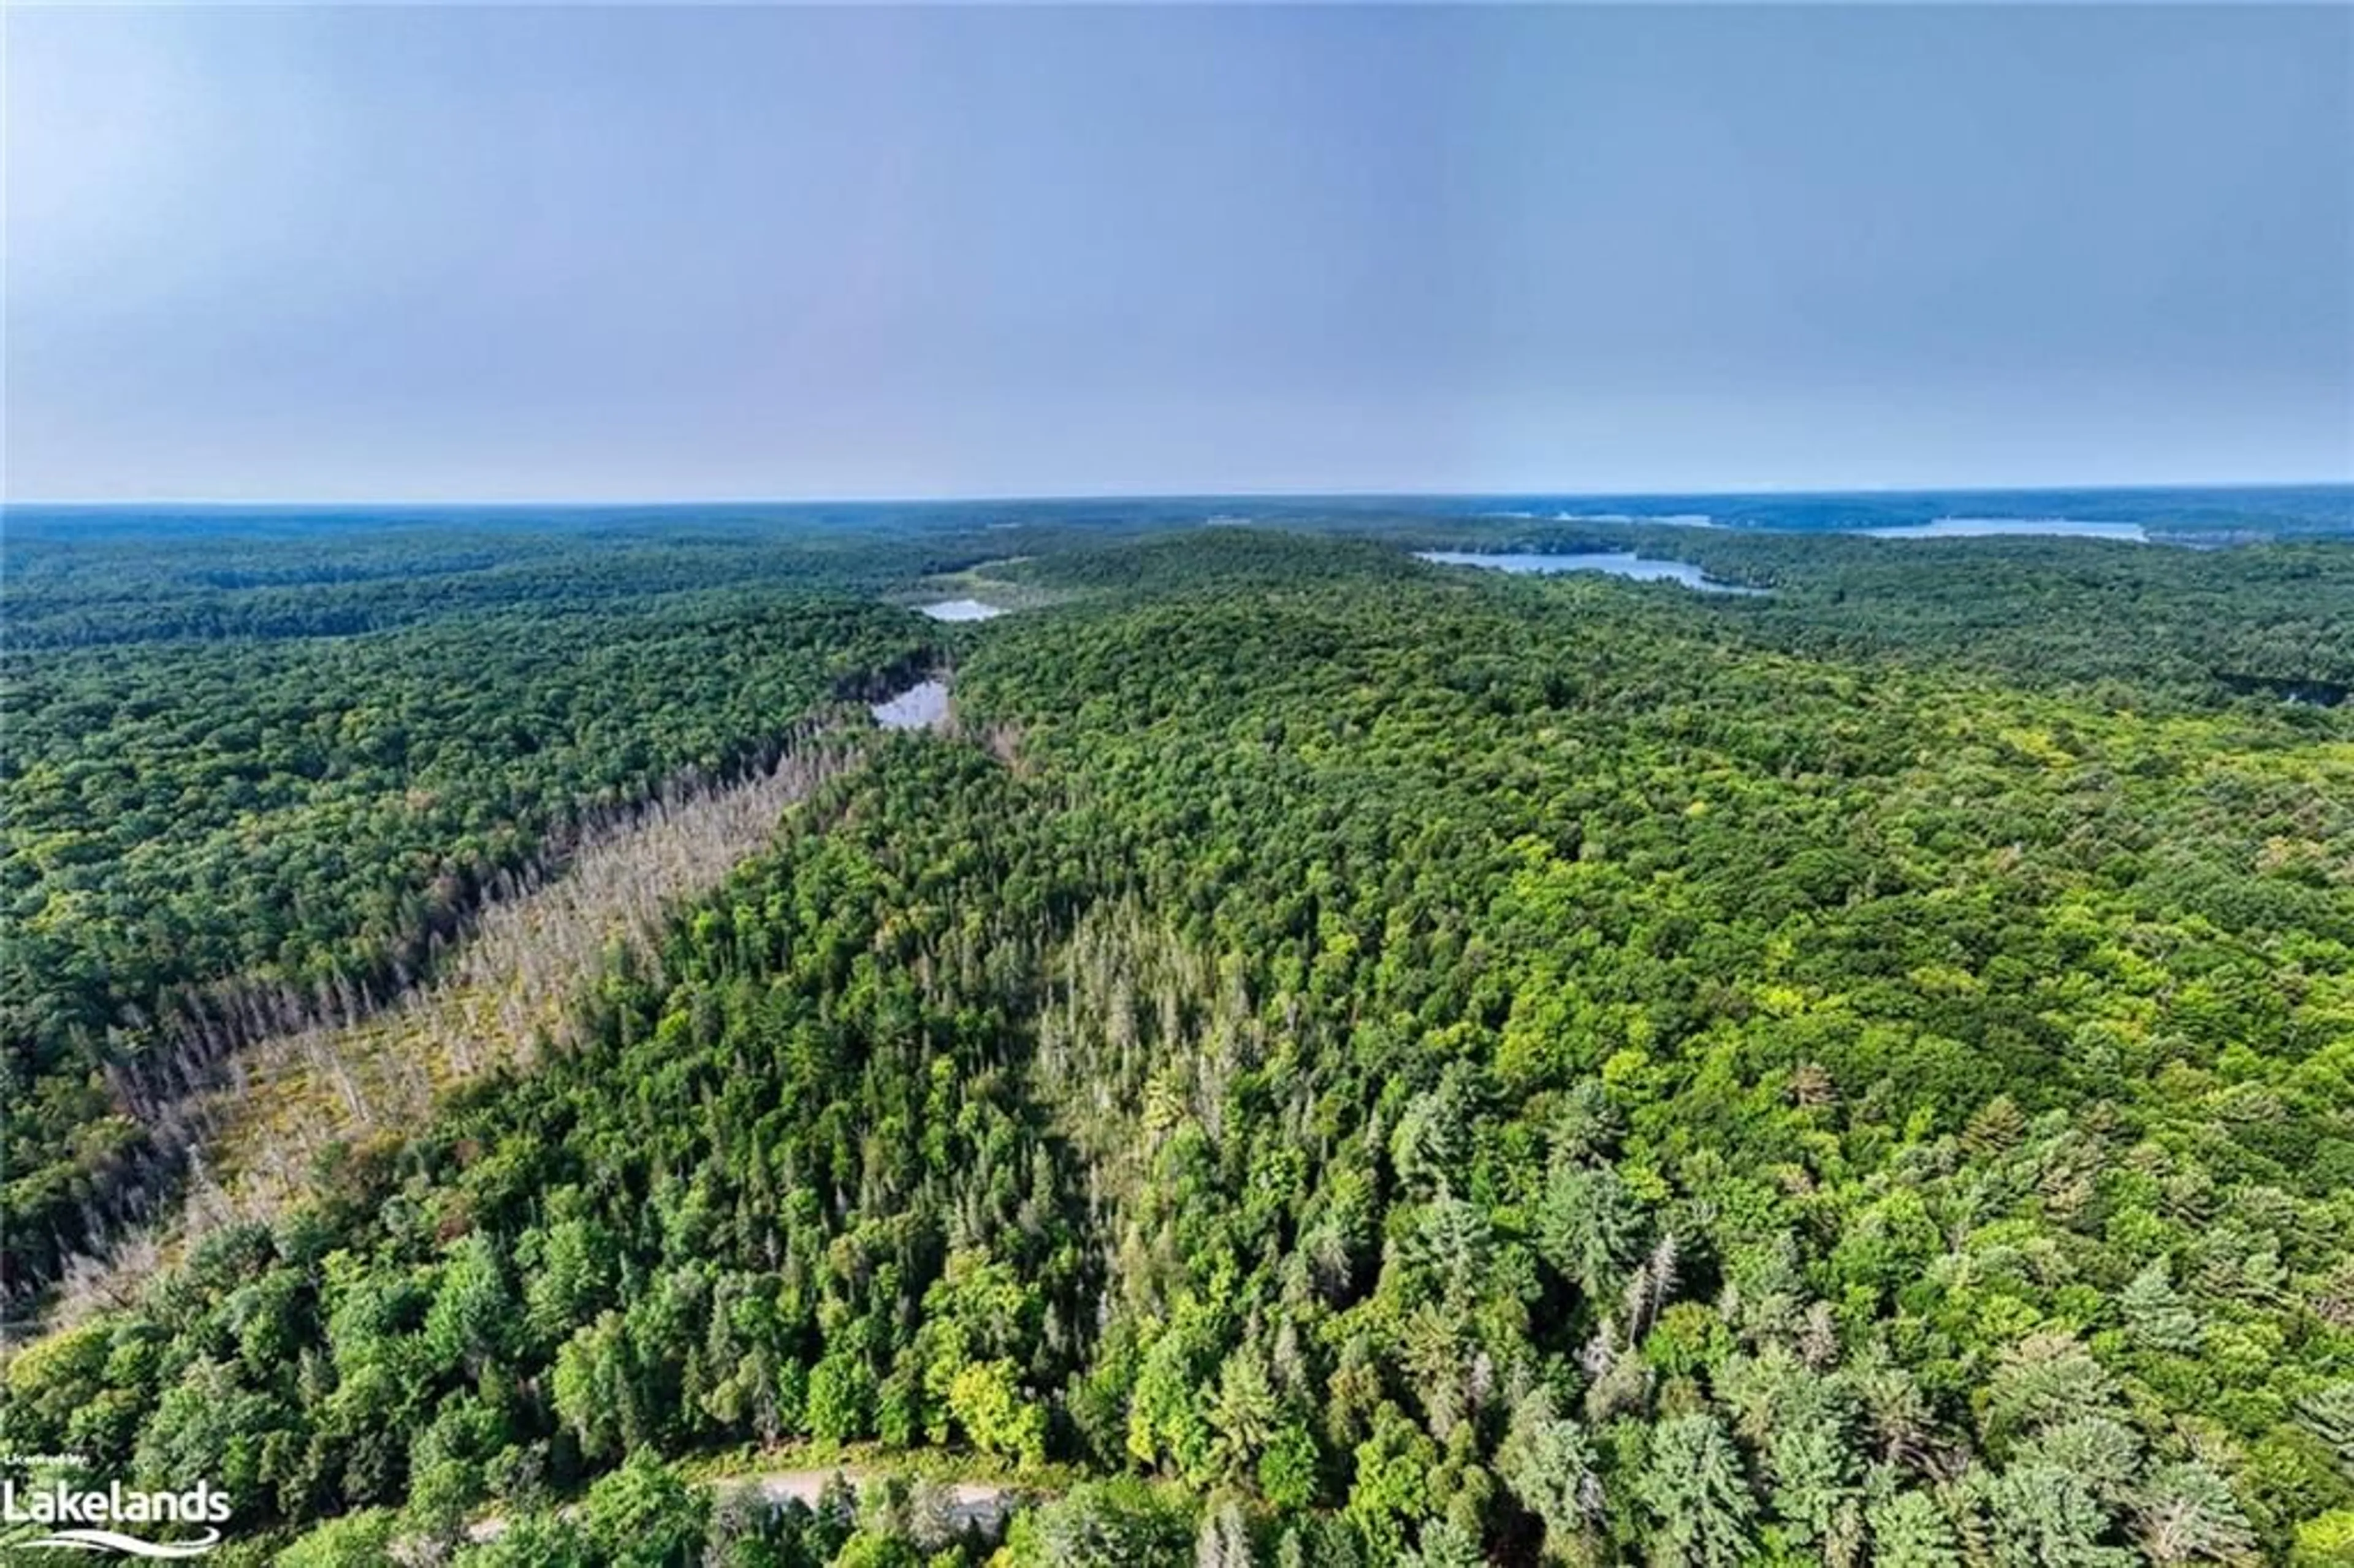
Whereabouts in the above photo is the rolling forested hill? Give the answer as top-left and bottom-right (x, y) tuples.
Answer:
(4, 511), (2352, 1565)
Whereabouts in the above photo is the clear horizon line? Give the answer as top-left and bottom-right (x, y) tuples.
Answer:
(10, 477), (2352, 509)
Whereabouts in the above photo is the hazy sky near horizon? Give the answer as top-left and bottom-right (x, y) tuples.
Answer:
(7, 4), (2350, 501)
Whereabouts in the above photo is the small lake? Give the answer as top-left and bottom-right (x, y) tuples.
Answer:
(1415, 550), (1765, 595)
(872, 679), (950, 731)
(1555, 511), (1718, 528)
(1485, 511), (1718, 527)
(918, 599), (1005, 622)
(1860, 517), (2149, 542)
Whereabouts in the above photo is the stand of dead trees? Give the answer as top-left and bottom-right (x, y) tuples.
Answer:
(40, 722), (868, 1328)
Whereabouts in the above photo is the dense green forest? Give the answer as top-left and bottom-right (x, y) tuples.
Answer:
(2, 517), (960, 1299)
(4, 510), (2353, 1564)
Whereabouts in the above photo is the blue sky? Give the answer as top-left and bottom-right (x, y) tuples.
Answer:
(6, 4), (2348, 501)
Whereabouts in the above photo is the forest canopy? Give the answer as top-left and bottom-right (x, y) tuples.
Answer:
(3, 505), (2351, 1565)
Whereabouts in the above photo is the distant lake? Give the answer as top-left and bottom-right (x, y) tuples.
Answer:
(1415, 549), (1766, 595)
(1483, 511), (1717, 527)
(1558, 511), (1717, 528)
(872, 679), (950, 731)
(918, 599), (1005, 622)
(1859, 517), (2149, 542)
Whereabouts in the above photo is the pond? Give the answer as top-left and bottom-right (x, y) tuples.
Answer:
(1859, 517), (2149, 542)
(871, 679), (950, 731)
(1414, 550), (1766, 595)
(918, 599), (1005, 622)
